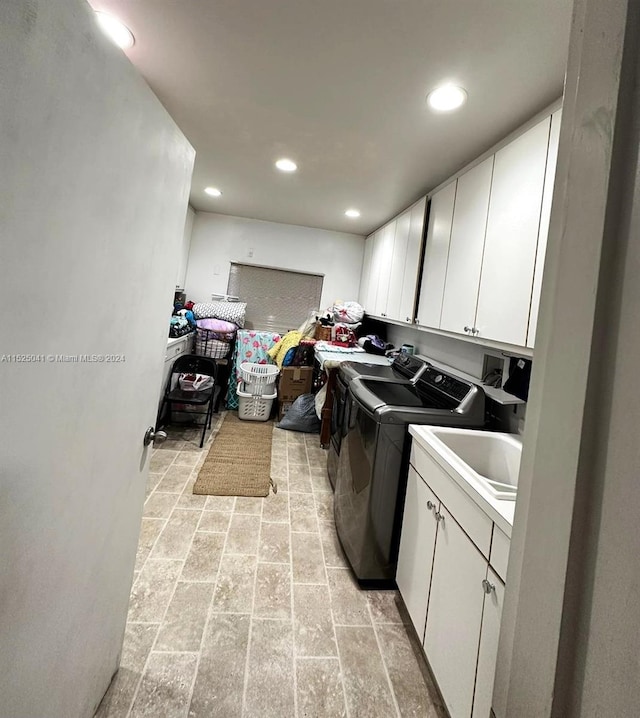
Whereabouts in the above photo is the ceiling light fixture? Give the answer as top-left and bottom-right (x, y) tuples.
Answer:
(345, 209), (361, 218)
(204, 187), (222, 197)
(275, 158), (297, 173)
(95, 11), (135, 50)
(427, 84), (467, 112)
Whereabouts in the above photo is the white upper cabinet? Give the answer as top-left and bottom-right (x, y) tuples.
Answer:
(358, 231), (375, 309)
(527, 109), (562, 347)
(417, 182), (457, 328)
(398, 197), (427, 324)
(374, 220), (397, 317)
(386, 210), (411, 321)
(474, 116), (552, 345)
(440, 157), (494, 335)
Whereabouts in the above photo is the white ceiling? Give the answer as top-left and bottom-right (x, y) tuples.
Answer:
(90, 0), (572, 235)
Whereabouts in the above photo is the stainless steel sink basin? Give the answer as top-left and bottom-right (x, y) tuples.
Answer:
(425, 427), (522, 500)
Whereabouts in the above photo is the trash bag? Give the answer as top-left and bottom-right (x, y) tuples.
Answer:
(178, 373), (214, 391)
(277, 393), (321, 433)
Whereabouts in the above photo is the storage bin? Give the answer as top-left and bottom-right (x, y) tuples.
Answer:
(237, 388), (277, 421)
(239, 362), (279, 395)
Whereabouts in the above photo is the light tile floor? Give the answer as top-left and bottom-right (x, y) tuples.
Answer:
(95, 415), (446, 718)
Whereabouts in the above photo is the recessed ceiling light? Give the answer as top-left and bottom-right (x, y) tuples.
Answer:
(95, 11), (135, 50)
(204, 187), (222, 197)
(427, 84), (467, 112)
(345, 209), (361, 218)
(275, 158), (297, 173)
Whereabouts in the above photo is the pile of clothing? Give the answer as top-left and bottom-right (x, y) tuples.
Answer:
(191, 300), (247, 359)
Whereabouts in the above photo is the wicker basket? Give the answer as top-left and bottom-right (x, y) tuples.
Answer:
(314, 323), (332, 341)
(237, 388), (277, 421)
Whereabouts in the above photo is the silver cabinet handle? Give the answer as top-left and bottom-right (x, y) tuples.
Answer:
(464, 326), (471, 333)
(482, 579), (495, 595)
(426, 500), (435, 511)
(435, 511), (445, 523)
(472, 327), (480, 335)
(406, 316), (411, 322)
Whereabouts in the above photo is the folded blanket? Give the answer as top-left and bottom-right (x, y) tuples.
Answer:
(267, 331), (303, 368)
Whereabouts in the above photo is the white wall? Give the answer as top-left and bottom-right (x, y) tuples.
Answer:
(185, 212), (365, 310)
(176, 204), (195, 289)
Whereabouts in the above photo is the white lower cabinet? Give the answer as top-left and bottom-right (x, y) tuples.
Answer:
(472, 568), (505, 718)
(396, 467), (439, 641)
(423, 506), (487, 718)
(397, 454), (510, 718)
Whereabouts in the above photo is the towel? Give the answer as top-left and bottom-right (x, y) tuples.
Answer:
(267, 331), (303, 368)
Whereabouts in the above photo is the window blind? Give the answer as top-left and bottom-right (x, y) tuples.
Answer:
(227, 262), (324, 333)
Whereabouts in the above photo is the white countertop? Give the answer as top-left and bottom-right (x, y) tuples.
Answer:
(167, 332), (194, 348)
(409, 424), (516, 536)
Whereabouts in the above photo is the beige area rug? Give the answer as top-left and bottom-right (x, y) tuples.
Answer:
(193, 412), (274, 497)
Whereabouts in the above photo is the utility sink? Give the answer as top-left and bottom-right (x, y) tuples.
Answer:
(426, 427), (522, 501)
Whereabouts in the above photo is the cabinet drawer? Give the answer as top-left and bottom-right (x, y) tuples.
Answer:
(411, 441), (493, 558)
(490, 526), (510, 583)
(165, 338), (190, 362)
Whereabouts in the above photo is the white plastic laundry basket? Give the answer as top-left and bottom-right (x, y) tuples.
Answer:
(237, 388), (277, 421)
(239, 362), (279, 396)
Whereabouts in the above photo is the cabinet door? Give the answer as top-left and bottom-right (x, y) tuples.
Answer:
(472, 569), (505, 718)
(396, 467), (439, 642)
(527, 109), (562, 347)
(374, 220), (397, 317)
(398, 197), (427, 324)
(359, 232), (375, 308)
(424, 506), (488, 718)
(386, 209), (411, 321)
(364, 229), (383, 313)
(417, 183), (456, 328)
(474, 117), (551, 345)
(440, 157), (494, 335)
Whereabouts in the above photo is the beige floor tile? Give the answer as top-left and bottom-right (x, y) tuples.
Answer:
(335, 625), (397, 718)
(146, 473), (163, 498)
(154, 465), (195, 494)
(149, 451), (178, 474)
(135, 518), (166, 572)
(318, 521), (349, 569)
(296, 658), (347, 718)
(181, 532), (225, 582)
(310, 467), (333, 493)
(262, 490), (290, 523)
(289, 492), (319, 532)
(288, 465), (314, 493)
(176, 484), (208, 510)
(150, 509), (202, 560)
(258, 522), (291, 564)
(173, 450), (201, 467)
(143, 492), (180, 519)
(129, 651), (197, 718)
(225, 513), (261, 554)
(234, 496), (264, 515)
(155, 582), (214, 652)
(189, 614), (250, 718)
(212, 554), (257, 613)
(327, 568), (371, 626)
(292, 532), (326, 584)
(314, 491), (334, 523)
(376, 623), (446, 718)
(128, 559), (183, 623)
(287, 445), (308, 464)
(293, 584), (337, 657)
(205, 495), (236, 511)
(94, 623), (158, 718)
(270, 456), (288, 478)
(244, 619), (295, 718)
(198, 510), (232, 533)
(253, 563), (291, 620)
(367, 591), (406, 625)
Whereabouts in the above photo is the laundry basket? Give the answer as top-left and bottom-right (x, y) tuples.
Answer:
(237, 388), (277, 421)
(239, 362), (279, 396)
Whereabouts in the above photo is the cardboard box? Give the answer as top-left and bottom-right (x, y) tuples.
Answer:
(279, 366), (314, 401)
